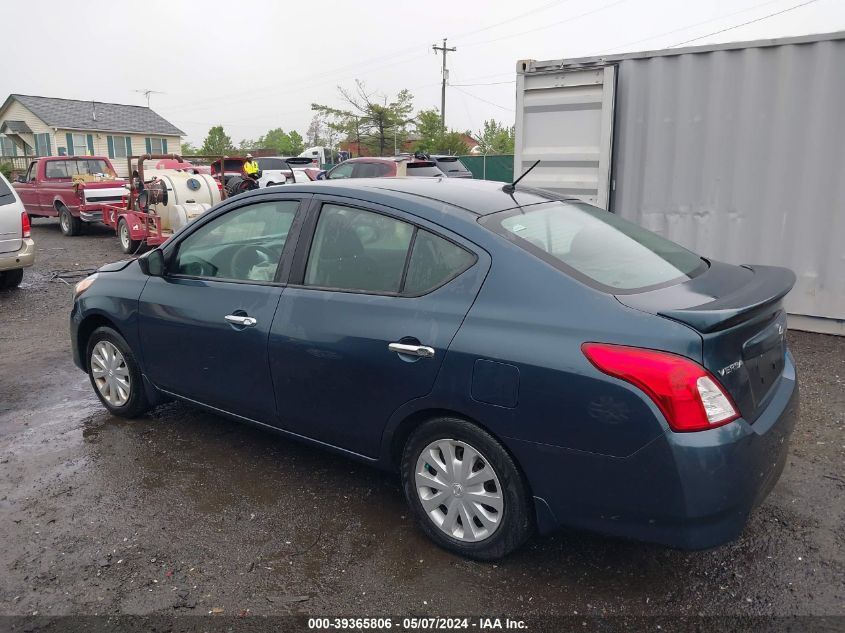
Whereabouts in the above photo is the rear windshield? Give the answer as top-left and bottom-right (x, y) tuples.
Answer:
(45, 159), (114, 179)
(484, 201), (706, 293)
(436, 158), (469, 173)
(406, 164), (443, 177)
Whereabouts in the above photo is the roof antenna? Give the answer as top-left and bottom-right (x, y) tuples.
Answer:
(502, 159), (540, 194)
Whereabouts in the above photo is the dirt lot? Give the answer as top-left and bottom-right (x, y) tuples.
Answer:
(0, 219), (843, 623)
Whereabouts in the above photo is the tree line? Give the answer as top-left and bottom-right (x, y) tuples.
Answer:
(184, 80), (515, 158)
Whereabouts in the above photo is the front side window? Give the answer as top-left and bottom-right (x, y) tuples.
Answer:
(26, 162), (38, 182)
(173, 200), (299, 282)
(305, 204), (413, 293)
(484, 201), (706, 293)
(327, 163), (354, 179)
(71, 133), (87, 156)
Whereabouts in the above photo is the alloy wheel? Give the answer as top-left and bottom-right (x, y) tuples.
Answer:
(415, 439), (504, 542)
(90, 340), (131, 406)
(119, 222), (130, 251)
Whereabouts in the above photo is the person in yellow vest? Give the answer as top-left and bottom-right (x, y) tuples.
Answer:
(243, 154), (260, 182)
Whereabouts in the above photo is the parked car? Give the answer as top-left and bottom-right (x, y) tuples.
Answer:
(70, 178), (798, 559)
(321, 156), (443, 179)
(257, 157), (314, 187)
(429, 155), (473, 178)
(13, 156), (127, 236)
(0, 172), (35, 289)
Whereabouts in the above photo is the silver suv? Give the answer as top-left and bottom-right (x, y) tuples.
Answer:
(0, 172), (35, 289)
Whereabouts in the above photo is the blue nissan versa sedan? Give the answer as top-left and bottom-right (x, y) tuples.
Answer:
(70, 178), (799, 559)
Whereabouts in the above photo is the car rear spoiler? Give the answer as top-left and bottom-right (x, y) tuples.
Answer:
(657, 265), (796, 333)
(285, 157), (313, 166)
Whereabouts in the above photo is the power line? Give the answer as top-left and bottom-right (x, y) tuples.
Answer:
(451, 81), (516, 87)
(594, 0), (785, 55)
(669, 0), (821, 48)
(451, 86), (514, 112)
(462, 0), (629, 48)
(162, 2), (582, 120)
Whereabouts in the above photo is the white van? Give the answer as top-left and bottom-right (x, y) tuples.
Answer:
(0, 172), (35, 289)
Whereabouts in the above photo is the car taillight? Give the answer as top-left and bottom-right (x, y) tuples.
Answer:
(21, 211), (30, 238)
(581, 343), (739, 432)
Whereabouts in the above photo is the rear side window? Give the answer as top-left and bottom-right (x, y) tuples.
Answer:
(0, 174), (14, 206)
(304, 204), (475, 295)
(404, 231), (475, 295)
(484, 201), (706, 293)
(353, 162), (391, 178)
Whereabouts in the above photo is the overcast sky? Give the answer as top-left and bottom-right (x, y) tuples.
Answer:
(2, 0), (843, 146)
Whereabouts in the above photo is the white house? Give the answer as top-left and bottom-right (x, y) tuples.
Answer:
(0, 94), (184, 177)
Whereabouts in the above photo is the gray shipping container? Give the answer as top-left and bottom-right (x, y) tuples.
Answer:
(515, 31), (845, 335)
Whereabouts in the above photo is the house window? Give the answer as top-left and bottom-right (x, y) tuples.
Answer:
(72, 134), (88, 156)
(113, 136), (130, 158)
(0, 136), (16, 156)
(34, 133), (52, 156)
(147, 137), (165, 153)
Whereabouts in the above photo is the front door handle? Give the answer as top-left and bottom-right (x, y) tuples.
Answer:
(225, 314), (257, 327)
(389, 342), (435, 358)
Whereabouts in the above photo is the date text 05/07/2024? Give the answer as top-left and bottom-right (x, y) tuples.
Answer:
(307, 617), (528, 630)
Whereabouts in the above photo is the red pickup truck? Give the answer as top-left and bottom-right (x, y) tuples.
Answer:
(13, 156), (128, 236)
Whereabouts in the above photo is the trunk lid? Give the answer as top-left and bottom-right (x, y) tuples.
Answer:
(0, 176), (23, 254)
(618, 261), (796, 422)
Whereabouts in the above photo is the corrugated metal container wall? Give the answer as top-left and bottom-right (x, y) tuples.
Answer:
(610, 37), (845, 329)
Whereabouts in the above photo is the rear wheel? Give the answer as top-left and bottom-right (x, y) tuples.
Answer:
(401, 417), (534, 559)
(118, 218), (141, 254)
(58, 205), (81, 236)
(0, 268), (24, 290)
(86, 326), (150, 418)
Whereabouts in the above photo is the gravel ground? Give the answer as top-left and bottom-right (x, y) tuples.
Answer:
(0, 219), (843, 625)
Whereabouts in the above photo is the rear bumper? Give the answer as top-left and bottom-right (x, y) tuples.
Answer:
(0, 237), (35, 271)
(79, 206), (104, 222)
(511, 352), (799, 549)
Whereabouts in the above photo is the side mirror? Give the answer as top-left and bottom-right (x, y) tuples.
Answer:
(316, 171), (327, 180)
(16, 175), (27, 183)
(142, 249), (166, 276)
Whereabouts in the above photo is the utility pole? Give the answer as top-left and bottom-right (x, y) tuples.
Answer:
(432, 38), (456, 131)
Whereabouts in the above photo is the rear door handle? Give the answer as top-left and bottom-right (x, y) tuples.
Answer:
(389, 342), (435, 358)
(225, 314), (257, 327)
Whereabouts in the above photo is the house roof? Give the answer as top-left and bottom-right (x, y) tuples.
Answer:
(1, 120), (32, 134)
(3, 94), (185, 136)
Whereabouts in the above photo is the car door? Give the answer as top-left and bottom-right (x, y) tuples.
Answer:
(138, 194), (307, 422)
(14, 162), (39, 213)
(268, 196), (490, 457)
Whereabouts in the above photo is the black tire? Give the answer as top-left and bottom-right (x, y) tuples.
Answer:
(118, 218), (142, 254)
(86, 326), (150, 418)
(401, 417), (534, 560)
(58, 205), (81, 236)
(0, 268), (24, 289)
